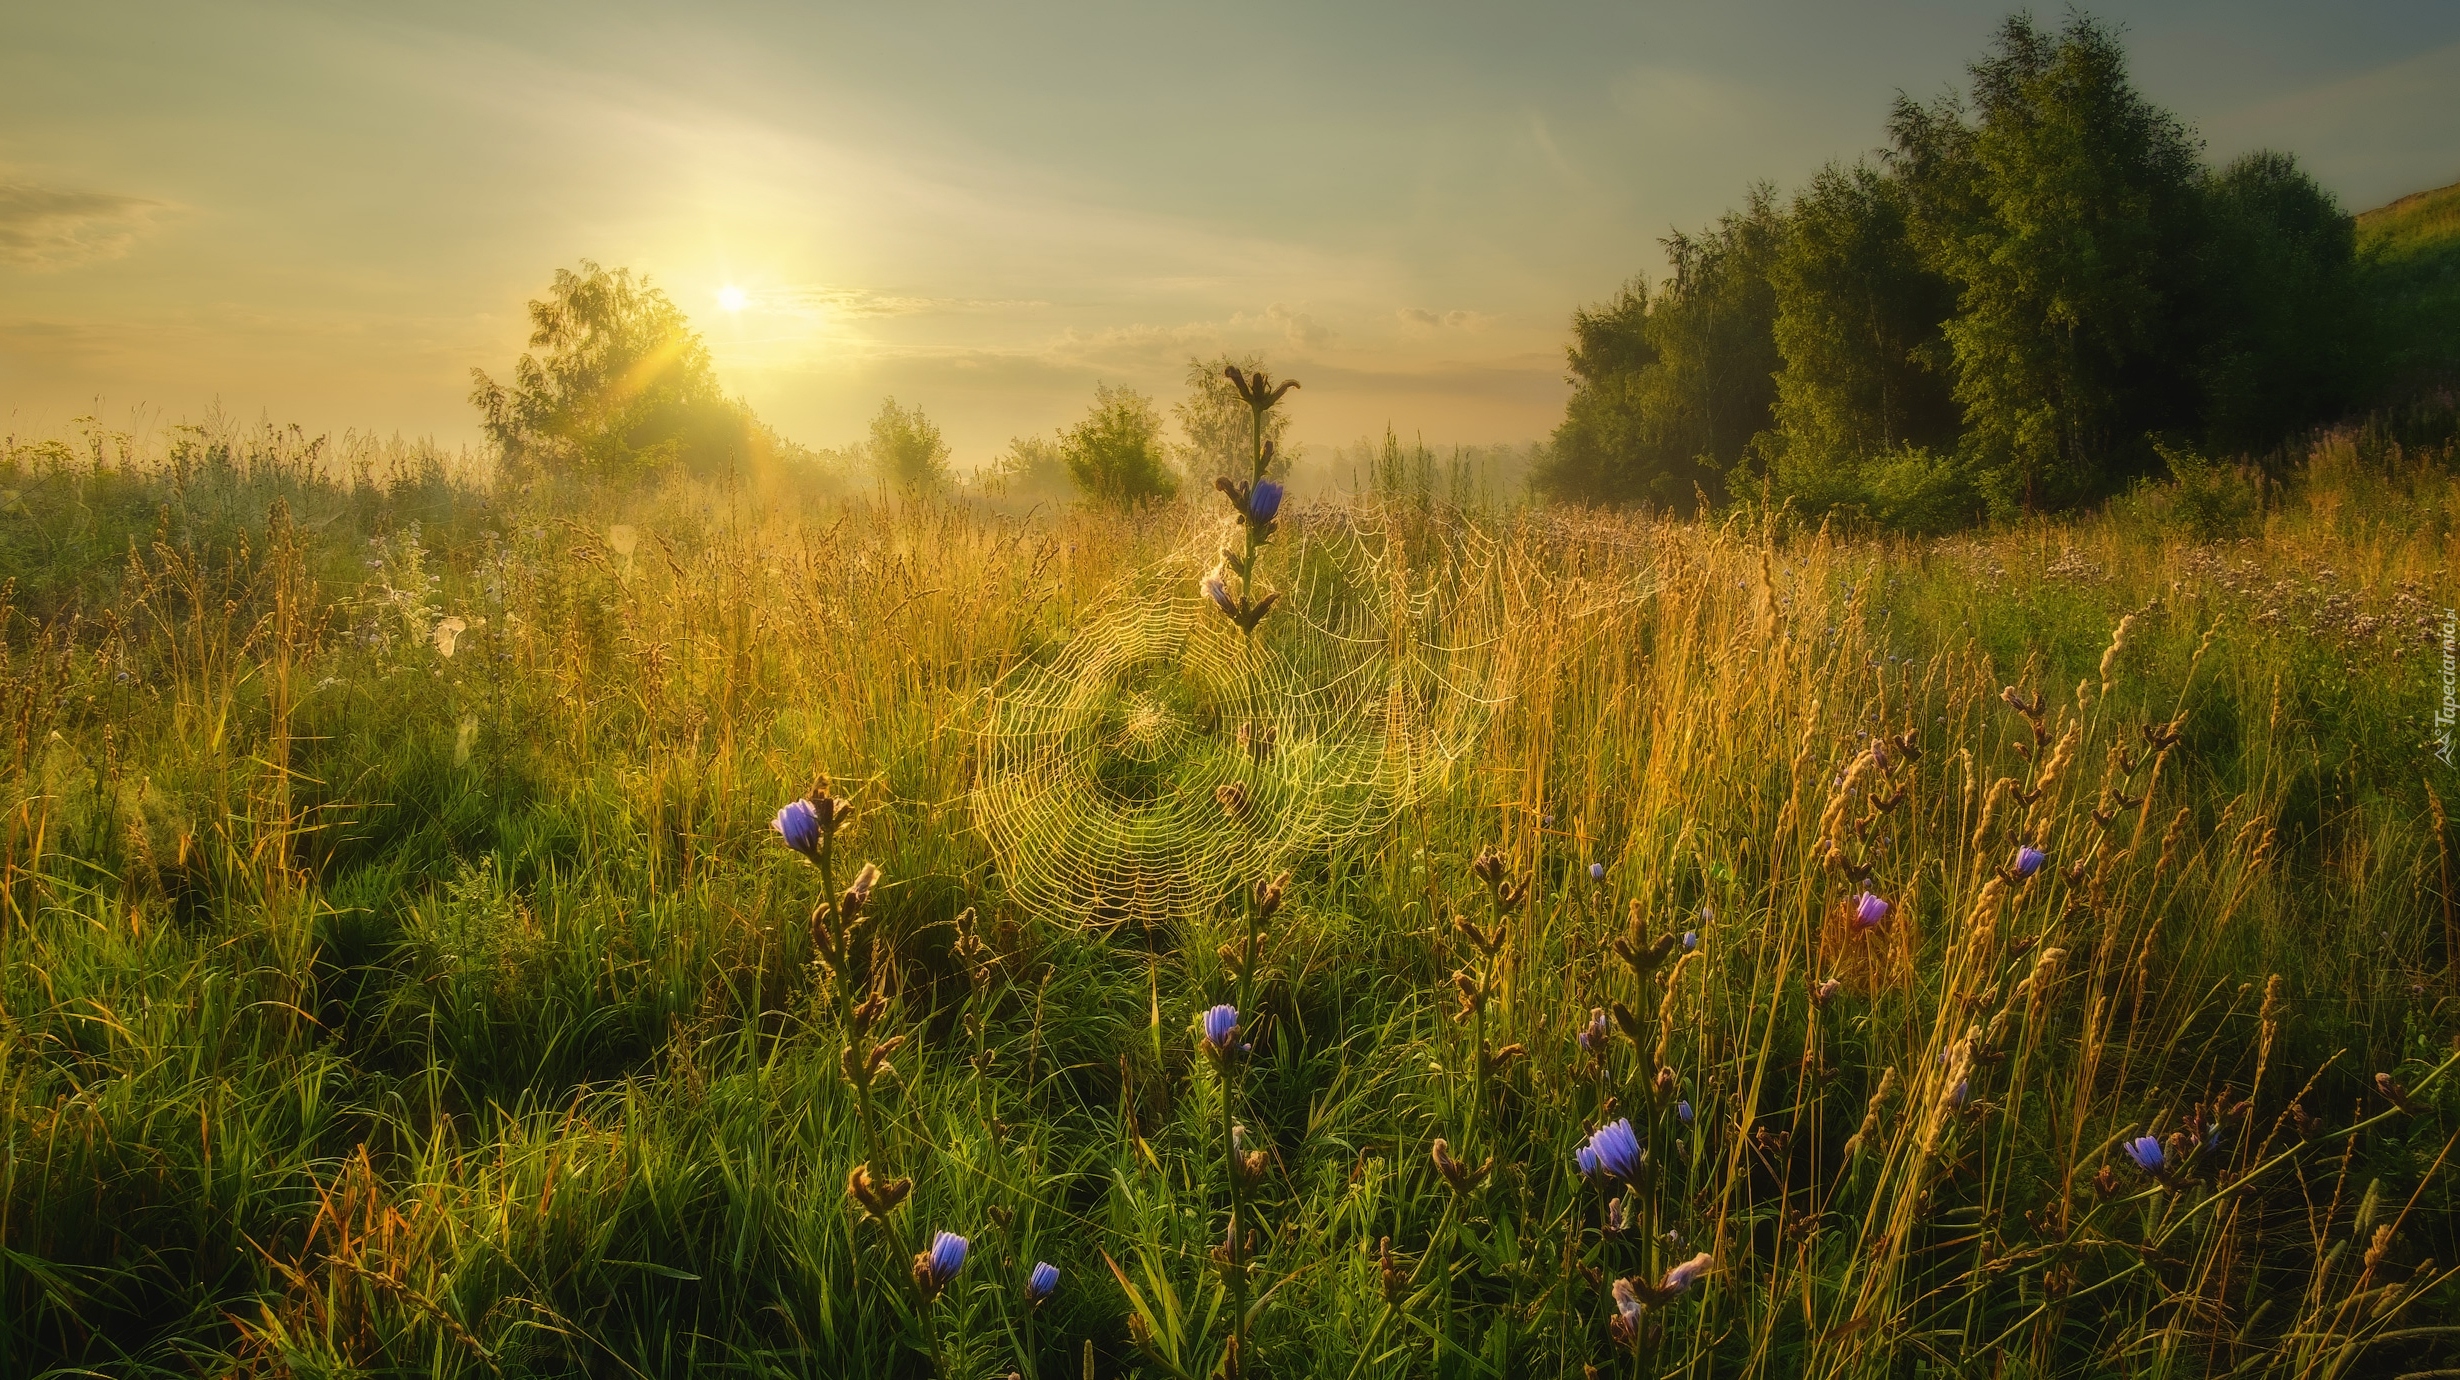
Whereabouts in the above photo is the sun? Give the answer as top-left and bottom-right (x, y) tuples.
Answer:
(718, 284), (747, 312)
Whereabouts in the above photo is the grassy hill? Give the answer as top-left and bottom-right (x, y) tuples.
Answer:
(2358, 177), (2460, 390)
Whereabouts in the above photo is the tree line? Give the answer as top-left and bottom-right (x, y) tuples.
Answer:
(1536, 13), (2370, 529)
(470, 264), (1282, 509)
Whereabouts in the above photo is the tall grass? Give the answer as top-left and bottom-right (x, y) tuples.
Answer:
(1, 413), (2455, 1377)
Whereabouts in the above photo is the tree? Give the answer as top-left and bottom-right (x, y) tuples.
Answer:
(1763, 161), (1961, 511)
(1535, 190), (1783, 511)
(1063, 384), (1178, 507)
(986, 434), (1071, 503)
(2194, 151), (2359, 453)
(1891, 14), (2205, 513)
(470, 261), (747, 487)
(1173, 353), (1291, 487)
(867, 397), (951, 490)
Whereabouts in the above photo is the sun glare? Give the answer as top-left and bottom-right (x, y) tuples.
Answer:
(718, 285), (748, 312)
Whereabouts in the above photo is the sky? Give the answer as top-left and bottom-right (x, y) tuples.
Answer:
(4, 1), (2457, 467)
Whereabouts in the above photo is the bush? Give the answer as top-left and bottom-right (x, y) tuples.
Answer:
(2155, 439), (2264, 540)
(868, 397), (952, 490)
(1862, 445), (1980, 535)
(1062, 383), (1178, 507)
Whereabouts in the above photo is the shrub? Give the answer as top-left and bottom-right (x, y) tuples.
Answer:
(1062, 383), (1178, 507)
(2156, 439), (2264, 540)
(868, 397), (953, 490)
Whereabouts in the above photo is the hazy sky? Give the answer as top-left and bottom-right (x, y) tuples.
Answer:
(5, 1), (2457, 465)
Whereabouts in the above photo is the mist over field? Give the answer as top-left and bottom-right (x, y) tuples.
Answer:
(3, 6), (2459, 1378)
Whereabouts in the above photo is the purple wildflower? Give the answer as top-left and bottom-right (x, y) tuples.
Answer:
(1200, 1003), (1241, 1057)
(1661, 1252), (1714, 1294)
(1852, 892), (1891, 932)
(2125, 1135), (2165, 1172)
(1583, 1118), (1643, 1181)
(1202, 571), (1238, 619)
(1247, 480), (1284, 523)
(1612, 1275), (1642, 1326)
(914, 1230), (968, 1297)
(1025, 1260), (1059, 1307)
(774, 798), (820, 855)
(2015, 845), (2046, 878)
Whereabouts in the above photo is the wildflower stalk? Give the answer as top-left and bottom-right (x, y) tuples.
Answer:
(1221, 1059), (1250, 1376)
(782, 787), (954, 1372)
(1204, 366), (1298, 636)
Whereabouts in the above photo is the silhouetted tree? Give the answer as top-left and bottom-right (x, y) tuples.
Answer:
(470, 261), (746, 487)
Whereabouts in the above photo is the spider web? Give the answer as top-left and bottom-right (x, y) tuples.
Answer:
(973, 519), (1508, 928)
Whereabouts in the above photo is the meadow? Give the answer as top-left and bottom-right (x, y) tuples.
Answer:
(2, 408), (2457, 1379)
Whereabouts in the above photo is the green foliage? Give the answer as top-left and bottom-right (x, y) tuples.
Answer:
(1892, 13), (2206, 513)
(470, 261), (750, 487)
(1567, 15), (2394, 531)
(2194, 152), (2363, 453)
(1860, 443), (1981, 535)
(867, 396), (953, 490)
(985, 433), (1072, 504)
(1173, 353), (1290, 487)
(1061, 382), (1178, 507)
(2149, 440), (2265, 541)
(1762, 162), (1960, 512)
(1535, 190), (1782, 512)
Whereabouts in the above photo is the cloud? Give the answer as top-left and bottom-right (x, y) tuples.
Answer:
(1259, 302), (1331, 348)
(0, 180), (167, 268)
(780, 286), (1048, 317)
(1398, 307), (1494, 333)
(1037, 320), (1226, 367)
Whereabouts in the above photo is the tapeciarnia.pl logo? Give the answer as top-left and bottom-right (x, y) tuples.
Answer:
(2437, 607), (2456, 767)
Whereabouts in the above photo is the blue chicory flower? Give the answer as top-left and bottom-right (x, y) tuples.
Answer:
(1201, 1003), (1240, 1055)
(1575, 1144), (1601, 1179)
(1026, 1260), (1059, 1307)
(1247, 480), (1284, 523)
(2125, 1135), (2165, 1172)
(1682, 930), (1698, 951)
(1676, 1100), (1694, 1124)
(1852, 892), (1892, 932)
(2015, 845), (2046, 878)
(1583, 1118), (1643, 1181)
(774, 798), (821, 854)
(1590, 861), (1606, 882)
(921, 1230), (968, 1291)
